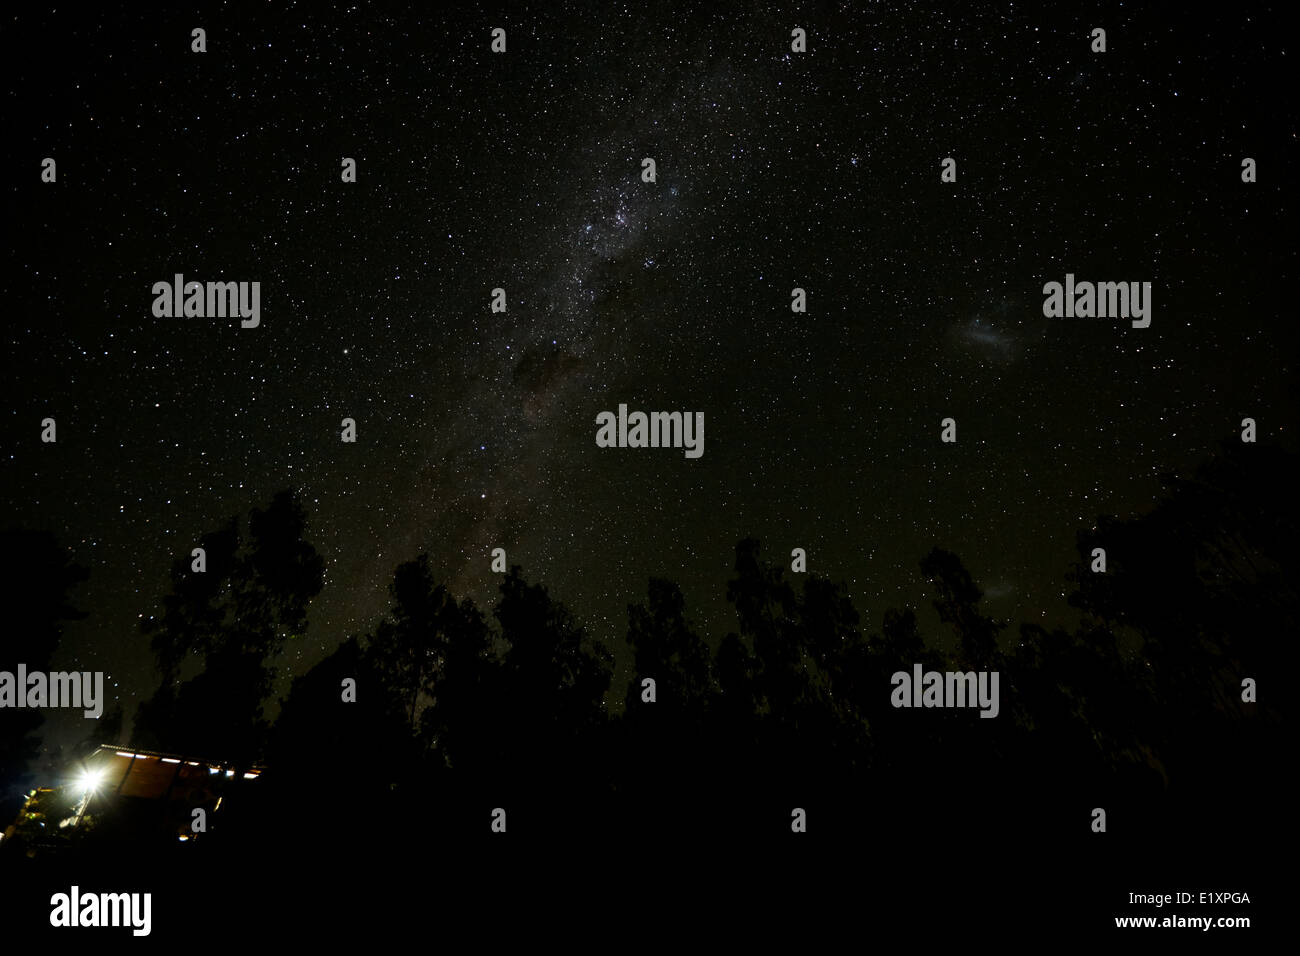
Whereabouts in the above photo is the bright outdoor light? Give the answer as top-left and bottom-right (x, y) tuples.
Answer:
(75, 767), (106, 793)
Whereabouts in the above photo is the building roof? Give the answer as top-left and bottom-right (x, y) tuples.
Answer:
(85, 745), (264, 801)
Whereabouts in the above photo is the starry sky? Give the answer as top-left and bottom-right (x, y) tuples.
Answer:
(3, 2), (1295, 750)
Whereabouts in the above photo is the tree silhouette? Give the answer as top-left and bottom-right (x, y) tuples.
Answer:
(364, 553), (495, 774)
(260, 634), (424, 851)
(134, 490), (324, 765)
(36, 442), (1279, 865)
(920, 546), (1006, 669)
(492, 565), (612, 819)
(624, 577), (713, 715)
(617, 577), (714, 835)
(1065, 440), (1295, 820)
(0, 528), (87, 818)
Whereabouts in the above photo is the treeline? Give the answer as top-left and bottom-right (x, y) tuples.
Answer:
(3, 441), (1292, 850)
(141, 441), (1292, 849)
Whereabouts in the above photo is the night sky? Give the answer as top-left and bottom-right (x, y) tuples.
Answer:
(3, 2), (1294, 754)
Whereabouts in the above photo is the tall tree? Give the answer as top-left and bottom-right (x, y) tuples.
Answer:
(364, 553), (495, 769)
(135, 490), (324, 765)
(920, 546), (1005, 669)
(493, 565), (612, 807)
(624, 577), (713, 715)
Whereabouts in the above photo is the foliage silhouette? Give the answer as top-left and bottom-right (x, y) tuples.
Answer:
(0, 528), (87, 819)
(28, 441), (1281, 866)
(134, 490), (324, 766)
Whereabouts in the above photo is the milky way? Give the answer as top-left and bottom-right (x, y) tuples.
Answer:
(3, 3), (1293, 752)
